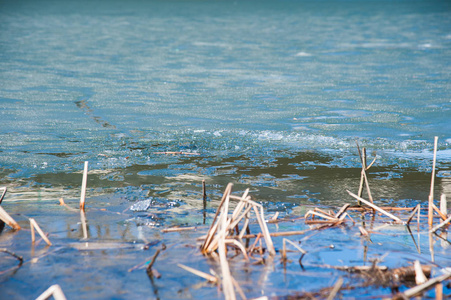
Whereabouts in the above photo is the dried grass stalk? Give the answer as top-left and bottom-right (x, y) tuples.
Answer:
(428, 136), (438, 227)
(429, 215), (451, 234)
(80, 161), (89, 210)
(161, 226), (196, 233)
(177, 264), (217, 283)
(0, 206), (21, 230)
(35, 284), (67, 300)
(201, 183), (233, 252)
(414, 260), (428, 285)
(29, 218), (52, 246)
(347, 190), (404, 224)
(218, 237), (236, 300)
(0, 186), (6, 204)
(395, 271), (451, 299)
(282, 238), (306, 263)
(326, 277), (343, 300)
(431, 203), (448, 221)
(201, 184), (275, 257)
(406, 204), (421, 225)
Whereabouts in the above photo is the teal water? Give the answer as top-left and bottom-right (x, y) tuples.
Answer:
(1, 0), (450, 178)
(0, 0), (451, 298)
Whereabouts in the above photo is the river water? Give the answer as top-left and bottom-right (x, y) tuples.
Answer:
(0, 0), (450, 298)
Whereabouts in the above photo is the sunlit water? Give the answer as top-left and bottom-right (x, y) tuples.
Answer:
(0, 0), (450, 298)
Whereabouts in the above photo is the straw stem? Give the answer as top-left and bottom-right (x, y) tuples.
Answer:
(428, 136), (438, 227)
(80, 161), (89, 210)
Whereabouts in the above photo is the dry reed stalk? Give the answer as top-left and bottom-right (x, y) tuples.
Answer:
(153, 151), (200, 155)
(0, 206), (21, 230)
(326, 277), (343, 300)
(414, 260), (428, 285)
(238, 205), (251, 240)
(429, 215), (451, 234)
(80, 161), (88, 210)
(0, 186), (6, 204)
(305, 210), (338, 222)
(252, 204), (276, 256)
(347, 191), (404, 224)
(305, 220), (344, 225)
(201, 183), (233, 252)
(431, 203), (448, 221)
(29, 218), (52, 246)
(282, 238), (306, 263)
(356, 145), (376, 204)
(177, 264), (218, 283)
(161, 226), (196, 233)
(202, 185), (275, 257)
(440, 194), (447, 216)
(35, 284), (67, 300)
(357, 147), (366, 200)
(218, 237), (236, 300)
(347, 206), (414, 212)
(358, 226), (369, 237)
(334, 204), (350, 219)
(435, 283), (443, 300)
(406, 204), (421, 225)
(428, 136), (438, 227)
(394, 271), (451, 299)
(247, 233), (262, 256)
(224, 239), (249, 261)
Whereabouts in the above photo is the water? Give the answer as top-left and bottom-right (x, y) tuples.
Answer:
(0, 0), (450, 298)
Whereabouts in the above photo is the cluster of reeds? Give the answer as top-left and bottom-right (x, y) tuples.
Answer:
(176, 137), (450, 300)
(1, 137), (450, 299)
(0, 161), (91, 299)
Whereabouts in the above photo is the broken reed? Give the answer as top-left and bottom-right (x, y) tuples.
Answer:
(200, 183), (276, 257)
(80, 161), (89, 210)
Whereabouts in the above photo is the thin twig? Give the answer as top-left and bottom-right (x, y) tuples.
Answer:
(146, 248), (162, 277)
(0, 186), (6, 204)
(0, 248), (23, 265)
